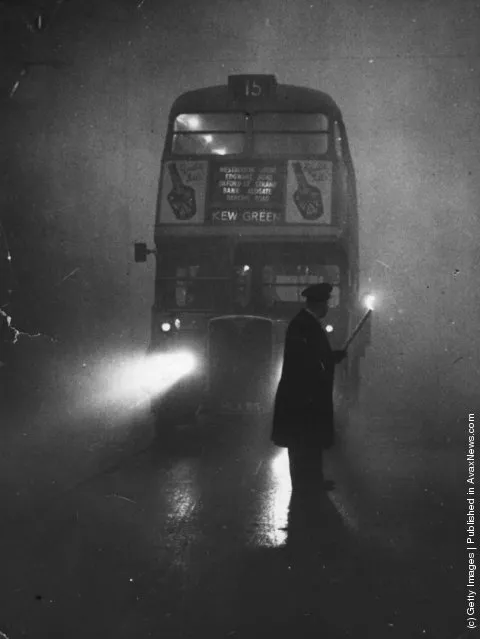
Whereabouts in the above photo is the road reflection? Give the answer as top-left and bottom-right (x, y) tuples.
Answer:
(165, 459), (200, 523)
(262, 448), (291, 547)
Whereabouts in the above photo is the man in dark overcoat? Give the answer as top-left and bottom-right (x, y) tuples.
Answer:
(271, 283), (346, 491)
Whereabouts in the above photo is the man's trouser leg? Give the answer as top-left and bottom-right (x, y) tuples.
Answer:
(288, 444), (324, 489)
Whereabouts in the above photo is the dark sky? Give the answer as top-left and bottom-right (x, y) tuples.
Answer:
(1, 0), (479, 416)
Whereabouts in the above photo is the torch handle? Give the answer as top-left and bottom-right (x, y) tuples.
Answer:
(343, 308), (372, 350)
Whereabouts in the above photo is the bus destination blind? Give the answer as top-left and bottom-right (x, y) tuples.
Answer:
(207, 161), (284, 225)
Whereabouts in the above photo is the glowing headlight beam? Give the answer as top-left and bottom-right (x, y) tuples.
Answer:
(141, 351), (197, 387)
(73, 348), (200, 421)
(169, 351), (197, 376)
(112, 350), (198, 400)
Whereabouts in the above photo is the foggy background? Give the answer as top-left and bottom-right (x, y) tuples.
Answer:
(1, 0), (479, 457)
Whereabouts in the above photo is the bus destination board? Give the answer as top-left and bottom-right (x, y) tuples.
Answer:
(207, 160), (285, 226)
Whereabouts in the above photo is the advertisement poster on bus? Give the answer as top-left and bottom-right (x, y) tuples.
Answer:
(159, 161), (208, 224)
(286, 160), (332, 225)
(207, 160), (285, 225)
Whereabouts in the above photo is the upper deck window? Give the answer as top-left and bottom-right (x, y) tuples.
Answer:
(252, 112), (329, 156)
(172, 112), (246, 156)
(333, 121), (343, 159)
(170, 111), (330, 156)
(174, 113), (246, 132)
(252, 113), (328, 132)
(253, 133), (328, 156)
(172, 133), (245, 156)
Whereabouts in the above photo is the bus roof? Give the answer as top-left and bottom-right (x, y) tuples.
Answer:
(170, 83), (343, 120)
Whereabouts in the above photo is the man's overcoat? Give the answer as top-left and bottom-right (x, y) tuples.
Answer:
(271, 308), (336, 449)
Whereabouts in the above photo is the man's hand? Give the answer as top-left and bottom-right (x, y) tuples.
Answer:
(333, 349), (347, 364)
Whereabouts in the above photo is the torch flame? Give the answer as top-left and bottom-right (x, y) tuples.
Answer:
(364, 294), (375, 311)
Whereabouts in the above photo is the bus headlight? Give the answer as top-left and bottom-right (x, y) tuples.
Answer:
(325, 324), (334, 333)
(161, 322), (172, 332)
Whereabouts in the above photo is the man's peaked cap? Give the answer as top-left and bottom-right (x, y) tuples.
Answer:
(301, 283), (333, 301)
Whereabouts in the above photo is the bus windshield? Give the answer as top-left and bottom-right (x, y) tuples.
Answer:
(233, 242), (344, 313)
(157, 239), (230, 311)
(156, 239), (344, 314)
(171, 112), (329, 156)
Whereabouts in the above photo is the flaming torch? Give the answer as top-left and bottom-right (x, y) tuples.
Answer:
(343, 294), (375, 350)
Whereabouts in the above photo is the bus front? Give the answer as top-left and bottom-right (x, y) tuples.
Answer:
(139, 74), (360, 425)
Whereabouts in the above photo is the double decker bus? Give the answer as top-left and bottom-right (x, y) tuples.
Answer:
(135, 74), (369, 430)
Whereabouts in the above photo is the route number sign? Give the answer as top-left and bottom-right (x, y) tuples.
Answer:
(228, 75), (277, 101)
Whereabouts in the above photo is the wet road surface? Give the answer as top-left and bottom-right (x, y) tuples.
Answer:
(0, 405), (464, 639)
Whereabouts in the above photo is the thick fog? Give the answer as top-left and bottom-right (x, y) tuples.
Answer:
(1, 0), (479, 437)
